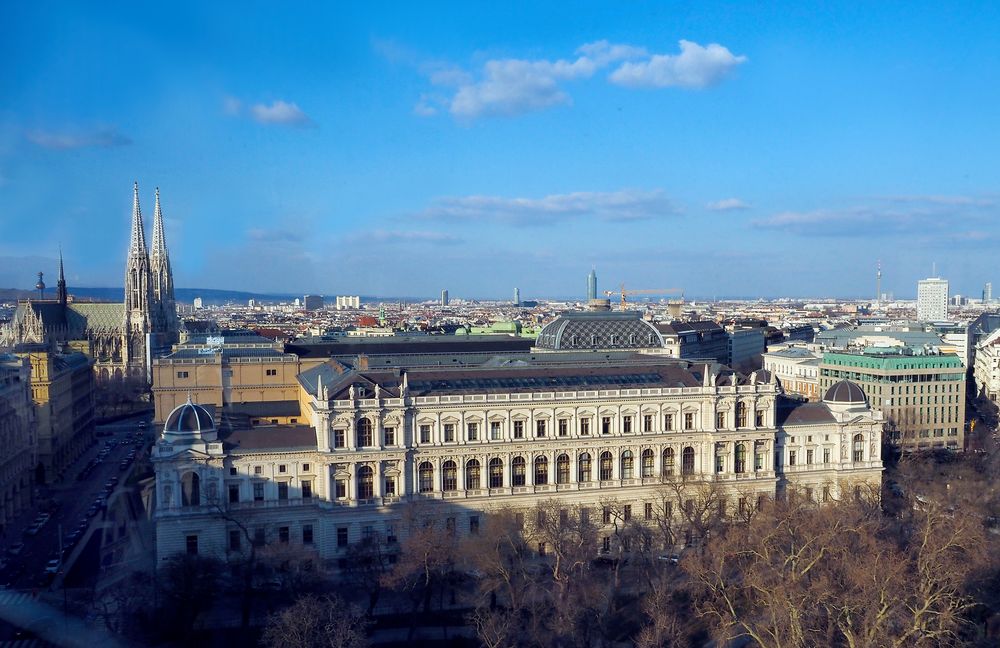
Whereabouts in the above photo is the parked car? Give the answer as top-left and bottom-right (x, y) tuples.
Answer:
(44, 559), (61, 574)
(7, 543), (24, 556)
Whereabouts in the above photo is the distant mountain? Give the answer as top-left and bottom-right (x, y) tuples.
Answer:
(0, 286), (429, 305)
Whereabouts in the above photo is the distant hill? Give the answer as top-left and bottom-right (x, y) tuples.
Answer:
(0, 286), (427, 305)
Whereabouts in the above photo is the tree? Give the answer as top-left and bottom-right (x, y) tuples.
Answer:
(261, 594), (370, 648)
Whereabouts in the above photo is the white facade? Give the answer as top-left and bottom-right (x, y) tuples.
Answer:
(762, 346), (822, 400)
(974, 328), (1000, 402)
(917, 278), (949, 321)
(336, 295), (361, 310)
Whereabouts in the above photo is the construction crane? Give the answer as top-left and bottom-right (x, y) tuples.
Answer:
(604, 283), (683, 310)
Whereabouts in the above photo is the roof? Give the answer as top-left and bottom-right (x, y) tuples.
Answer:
(824, 380), (867, 404)
(164, 400), (216, 433)
(68, 303), (124, 331)
(536, 311), (663, 350)
(287, 335), (534, 358)
(776, 401), (836, 426)
(223, 425), (317, 452)
(767, 347), (819, 359)
(227, 400), (301, 418)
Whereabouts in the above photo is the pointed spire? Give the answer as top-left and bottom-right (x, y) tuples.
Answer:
(129, 181), (148, 256)
(57, 247), (67, 306)
(151, 187), (167, 258)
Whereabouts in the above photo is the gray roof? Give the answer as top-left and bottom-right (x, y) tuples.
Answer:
(223, 425), (317, 452)
(536, 311), (663, 350)
(824, 380), (867, 404)
(768, 347), (819, 359)
(776, 401), (836, 426)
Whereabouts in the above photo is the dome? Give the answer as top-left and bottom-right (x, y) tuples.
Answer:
(163, 398), (216, 435)
(535, 311), (663, 351)
(823, 380), (867, 404)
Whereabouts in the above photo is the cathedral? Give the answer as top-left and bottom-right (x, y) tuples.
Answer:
(1, 183), (179, 382)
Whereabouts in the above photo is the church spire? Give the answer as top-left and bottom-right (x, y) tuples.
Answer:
(57, 247), (67, 306)
(124, 182), (152, 340)
(129, 181), (148, 256)
(151, 187), (167, 258)
(149, 187), (177, 337)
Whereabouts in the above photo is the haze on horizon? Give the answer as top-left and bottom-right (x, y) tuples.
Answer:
(2, 2), (999, 300)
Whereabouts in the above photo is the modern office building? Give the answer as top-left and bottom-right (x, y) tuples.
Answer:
(587, 268), (598, 301)
(441, 290), (449, 307)
(514, 288), (521, 307)
(819, 350), (965, 450)
(916, 277), (949, 321)
(303, 295), (324, 311)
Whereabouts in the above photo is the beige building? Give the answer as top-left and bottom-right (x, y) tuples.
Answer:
(974, 328), (1000, 402)
(0, 354), (36, 529)
(763, 346), (822, 401)
(152, 356), (883, 564)
(819, 351), (965, 450)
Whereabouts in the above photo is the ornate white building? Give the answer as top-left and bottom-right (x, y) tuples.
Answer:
(152, 357), (884, 564)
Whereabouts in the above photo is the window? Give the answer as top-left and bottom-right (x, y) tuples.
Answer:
(644, 414), (653, 432)
(663, 448), (675, 476)
(446, 517), (456, 534)
(806, 449), (814, 465)
(337, 526), (348, 548)
(419, 462), (434, 493)
(419, 425), (431, 444)
(302, 463), (310, 472)
(181, 472), (200, 507)
(489, 458), (504, 488)
(853, 434), (864, 462)
(580, 507), (591, 525)
(623, 504), (632, 521)
(334, 429), (346, 448)
(358, 466), (374, 499)
(623, 416), (632, 434)
(384, 427), (395, 446)
(682, 447), (695, 475)
(578, 453), (592, 482)
(641, 449), (654, 477)
(302, 480), (312, 499)
(467, 422), (479, 441)
(789, 450), (797, 466)
(558, 419), (568, 437)
(176, 371), (189, 379)
(186, 535), (198, 555)
(823, 448), (830, 464)
(278, 464), (287, 473)
(266, 369), (277, 376)
(556, 454), (570, 484)
(466, 459), (481, 490)
(735, 444), (746, 474)
(602, 507), (612, 524)
(228, 484), (240, 503)
(536, 420), (546, 438)
(357, 419), (373, 447)
(470, 515), (480, 535)
(737, 402), (747, 428)
(716, 412), (726, 429)
(715, 451), (725, 474)
(279, 526), (289, 543)
(599, 451), (613, 481)
(278, 482), (288, 500)
(442, 461), (458, 491)
(664, 413), (674, 431)
(684, 413), (694, 430)
(384, 477), (395, 496)
(254, 482), (265, 501)
(386, 525), (397, 544)
(644, 502), (653, 520)
(755, 444), (764, 471)
(229, 466), (238, 476)
(444, 423), (456, 443)
(303, 524), (313, 544)
(514, 421), (525, 439)
(229, 529), (241, 551)
(254, 527), (266, 547)
(534, 456), (548, 485)
(822, 486), (830, 503)
(335, 479), (347, 499)
(621, 450), (634, 479)
(490, 421), (502, 440)
(602, 416), (612, 435)
(580, 418), (590, 436)
(512, 456), (526, 486)
(602, 537), (611, 553)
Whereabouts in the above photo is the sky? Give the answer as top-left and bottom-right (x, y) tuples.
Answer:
(2, 1), (1000, 300)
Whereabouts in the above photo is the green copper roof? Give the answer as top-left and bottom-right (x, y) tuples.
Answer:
(822, 352), (962, 371)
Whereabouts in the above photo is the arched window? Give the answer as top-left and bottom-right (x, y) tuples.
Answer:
(662, 448), (675, 476)
(578, 453), (592, 482)
(641, 449), (655, 478)
(181, 472), (200, 506)
(442, 460), (458, 491)
(599, 451), (613, 481)
(418, 462), (434, 493)
(357, 418), (373, 447)
(512, 456), (526, 487)
(682, 446), (695, 475)
(534, 456), (548, 485)
(489, 458), (504, 488)
(853, 434), (864, 462)
(466, 459), (481, 490)
(556, 454), (570, 484)
(357, 465), (374, 499)
(735, 444), (747, 474)
(621, 450), (634, 479)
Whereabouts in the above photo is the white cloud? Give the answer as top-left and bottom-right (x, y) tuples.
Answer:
(249, 100), (314, 127)
(25, 126), (132, 149)
(353, 229), (462, 244)
(609, 40), (747, 88)
(413, 95), (439, 117)
(707, 198), (750, 211)
(417, 189), (678, 225)
(223, 96), (243, 116)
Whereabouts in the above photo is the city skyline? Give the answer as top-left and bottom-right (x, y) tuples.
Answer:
(3, 2), (1000, 297)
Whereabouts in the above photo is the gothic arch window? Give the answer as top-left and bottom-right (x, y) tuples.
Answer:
(682, 446), (696, 476)
(599, 451), (613, 481)
(621, 450), (634, 480)
(534, 456), (548, 485)
(357, 418), (373, 447)
(512, 456), (526, 487)
(735, 443), (747, 474)
(489, 458), (504, 488)
(442, 460), (458, 491)
(556, 454), (570, 484)
(641, 449), (655, 478)
(181, 472), (200, 506)
(853, 434), (864, 462)
(578, 453), (592, 482)
(418, 462), (434, 493)
(466, 459), (481, 490)
(663, 448), (675, 476)
(357, 465), (374, 499)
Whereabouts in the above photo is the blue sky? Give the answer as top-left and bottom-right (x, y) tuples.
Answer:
(2, 1), (999, 299)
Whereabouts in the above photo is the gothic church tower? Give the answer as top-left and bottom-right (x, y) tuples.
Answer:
(150, 188), (178, 338)
(123, 182), (152, 369)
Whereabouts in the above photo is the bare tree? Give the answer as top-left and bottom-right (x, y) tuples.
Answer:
(261, 594), (370, 648)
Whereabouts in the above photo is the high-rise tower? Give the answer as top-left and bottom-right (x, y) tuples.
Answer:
(875, 260), (881, 302)
(150, 187), (178, 336)
(123, 181), (152, 338)
(587, 267), (598, 301)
